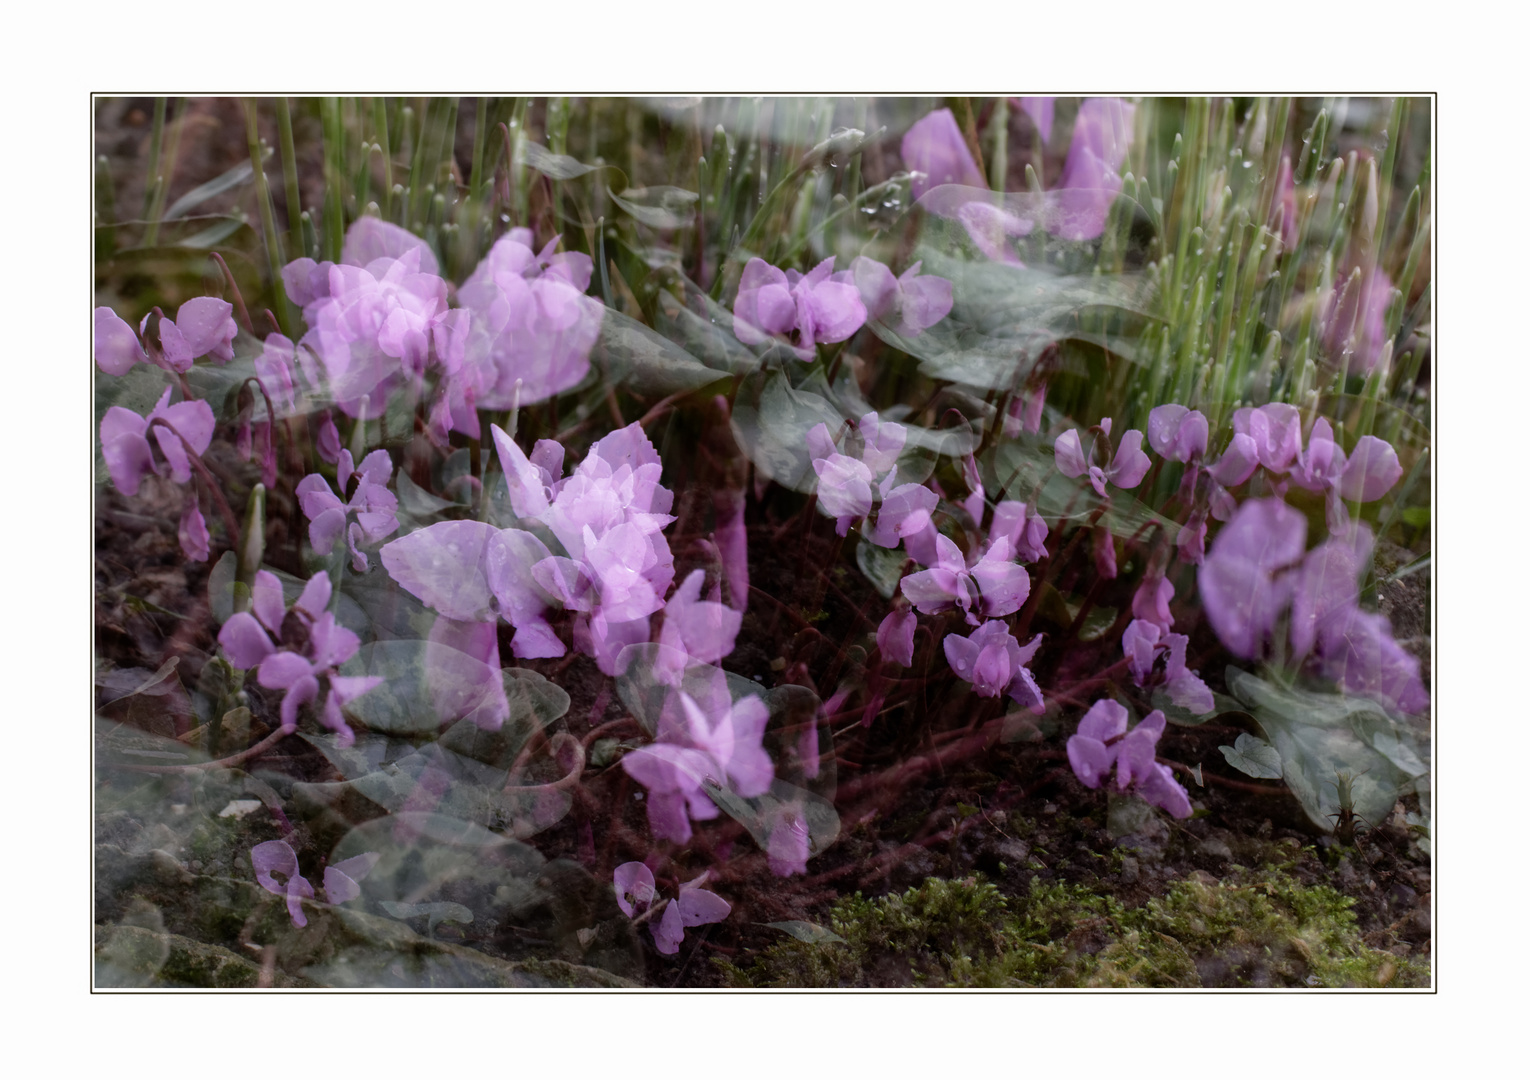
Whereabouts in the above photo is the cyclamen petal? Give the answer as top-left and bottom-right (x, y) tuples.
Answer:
(1208, 432), (1261, 486)
(178, 502), (210, 562)
(218, 613), (276, 670)
(95, 307), (147, 375)
(877, 609), (917, 668)
(174, 297), (237, 364)
(1054, 429), (1090, 478)
(251, 840), (299, 894)
(902, 108), (986, 200)
(1336, 436), (1403, 503)
(613, 862), (657, 918)
(1148, 405), (1209, 463)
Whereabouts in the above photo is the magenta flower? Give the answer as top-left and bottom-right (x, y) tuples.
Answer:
(1323, 267), (1395, 375)
(99, 387), (216, 498)
(850, 256), (954, 336)
(97, 298), (238, 375)
(731, 256), (867, 362)
(943, 620), (1044, 712)
(901, 534), (1031, 626)
(441, 229), (602, 428)
(1315, 606), (1430, 715)
(1147, 405), (1209, 463)
(1284, 420), (1402, 531)
(492, 422), (676, 673)
(1050, 98), (1135, 242)
(1013, 96), (1056, 142)
(178, 500), (210, 563)
(381, 519), (563, 662)
(1198, 498), (1307, 659)
(989, 500), (1049, 564)
(1135, 573), (1174, 632)
(901, 108), (986, 200)
(614, 863), (731, 955)
(94, 307), (148, 375)
(295, 449), (399, 572)
(621, 674), (773, 844)
(1121, 619), (1214, 714)
(652, 569), (743, 685)
(217, 570), (382, 745)
(251, 840), (379, 928)
(805, 412), (936, 546)
(1231, 403), (1303, 474)
(1066, 701), (1191, 817)
(877, 607), (917, 668)
(1054, 425), (1151, 498)
(288, 220), (460, 419)
(767, 804), (813, 877)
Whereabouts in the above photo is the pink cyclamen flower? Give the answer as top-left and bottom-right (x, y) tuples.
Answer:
(436, 229), (602, 434)
(652, 569), (744, 685)
(251, 840), (379, 928)
(99, 387), (216, 497)
(850, 256), (954, 336)
(1323, 267), (1395, 375)
(1054, 426), (1151, 497)
(1050, 98), (1135, 242)
(877, 607), (917, 668)
(901, 533), (1031, 626)
(943, 620), (1045, 712)
(1013, 96), (1056, 142)
(98, 298), (237, 375)
(1120, 619), (1214, 714)
(288, 219), (461, 419)
(1131, 574), (1174, 631)
(621, 675), (773, 845)
(901, 108), (987, 201)
(989, 500), (1049, 564)
(1231, 403), (1303, 474)
(1198, 498), (1307, 659)
(1065, 701), (1191, 818)
(731, 256), (867, 362)
(1285, 419), (1402, 532)
(295, 449), (400, 572)
(805, 412), (936, 547)
(614, 863), (731, 955)
(178, 500), (210, 562)
(216, 570), (382, 745)
(1147, 405), (1209, 463)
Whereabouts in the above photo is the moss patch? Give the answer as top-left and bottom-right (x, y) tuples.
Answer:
(716, 867), (1429, 988)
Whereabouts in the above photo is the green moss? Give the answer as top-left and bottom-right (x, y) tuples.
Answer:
(715, 868), (1429, 988)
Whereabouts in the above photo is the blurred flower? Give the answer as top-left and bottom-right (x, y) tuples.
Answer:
(1013, 96), (1055, 142)
(877, 607), (918, 667)
(295, 449), (399, 572)
(1198, 498), (1307, 659)
(315, 410), (342, 465)
(1323, 266), (1395, 375)
(381, 519), (563, 664)
(1315, 606), (1430, 715)
(943, 620), (1044, 712)
(621, 675), (773, 844)
(901, 107), (986, 201)
(438, 229), (602, 432)
(989, 500), (1049, 563)
(251, 840), (378, 928)
(1131, 574), (1174, 632)
(217, 570), (381, 745)
(806, 413), (936, 546)
(287, 219), (458, 419)
(1050, 98), (1135, 242)
(850, 257), (953, 336)
(731, 256), (867, 362)
(178, 500), (210, 563)
(99, 387), (216, 497)
(767, 804), (813, 877)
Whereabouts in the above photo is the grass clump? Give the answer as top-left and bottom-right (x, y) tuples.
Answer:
(716, 868), (1429, 988)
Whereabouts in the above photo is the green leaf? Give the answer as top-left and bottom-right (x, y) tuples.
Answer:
(651, 278), (764, 376)
(610, 186), (700, 230)
(1218, 733), (1284, 779)
(592, 307), (729, 398)
(1225, 667), (1413, 831)
(162, 149), (270, 220)
(762, 920), (846, 945)
(856, 537), (906, 600)
(729, 369), (846, 491)
(704, 778), (840, 864)
(514, 141), (598, 180)
(175, 216), (248, 249)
